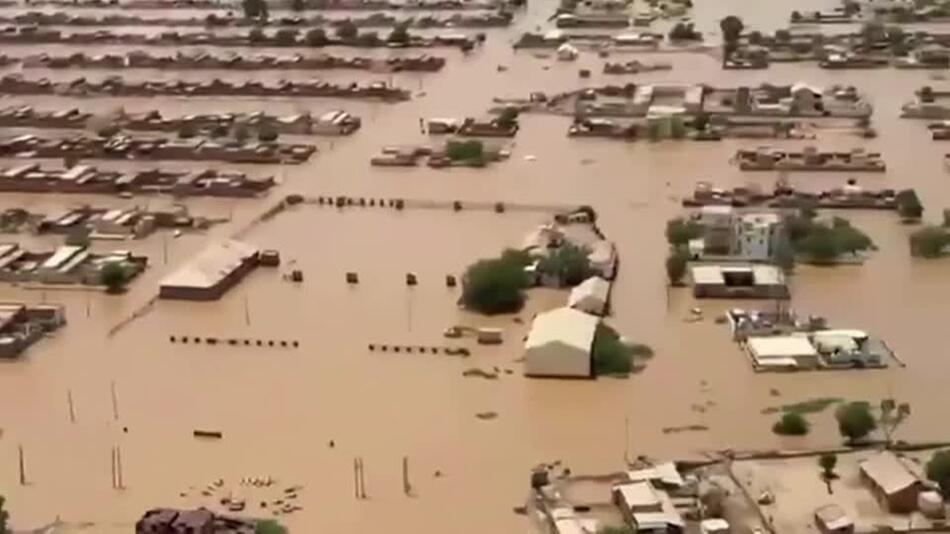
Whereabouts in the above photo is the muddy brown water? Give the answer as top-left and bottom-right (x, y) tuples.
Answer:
(1, 0), (950, 532)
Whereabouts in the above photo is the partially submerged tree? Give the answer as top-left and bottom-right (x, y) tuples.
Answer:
(878, 399), (910, 447)
(255, 519), (288, 534)
(100, 262), (129, 294)
(835, 402), (877, 443)
(0, 495), (9, 534)
(819, 453), (838, 479)
(719, 15), (744, 60)
(909, 226), (950, 258)
(445, 140), (485, 162)
(274, 28), (299, 46)
(336, 20), (359, 40)
(538, 243), (591, 287)
(496, 107), (520, 128)
(926, 450), (950, 497)
(305, 27), (329, 46)
(257, 123), (279, 142)
(665, 217), (703, 246)
(460, 249), (531, 314)
(592, 322), (636, 376)
(896, 189), (924, 221)
(388, 22), (411, 44)
(665, 248), (689, 286)
(772, 412), (809, 435)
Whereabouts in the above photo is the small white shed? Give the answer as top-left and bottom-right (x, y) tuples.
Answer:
(568, 276), (611, 316)
(524, 307), (599, 378)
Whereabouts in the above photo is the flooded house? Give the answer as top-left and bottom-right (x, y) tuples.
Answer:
(0, 302), (66, 358)
(523, 307), (599, 378)
(568, 117), (637, 139)
(859, 452), (924, 514)
(159, 240), (260, 301)
(690, 264), (789, 299)
(567, 275), (611, 316)
(745, 335), (821, 370)
(613, 481), (686, 532)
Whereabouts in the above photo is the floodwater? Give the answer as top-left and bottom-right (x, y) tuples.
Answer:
(1, 0), (950, 532)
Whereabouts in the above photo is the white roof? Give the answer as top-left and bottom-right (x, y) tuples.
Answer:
(160, 240), (258, 290)
(700, 205), (734, 217)
(701, 518), (731, 534)
(568, 276), (610, 311)
(627, 462), (684, 487)
(525, 307), (598, 353)
(815, 504), (852, 531)
(690, 265), (725, 285)
(615, 481), (660, 510)
(860, 452), (918, 495)
(747, 336), (818, 359)
(791, 81), (823, 95)
(41, 245), (85, 269)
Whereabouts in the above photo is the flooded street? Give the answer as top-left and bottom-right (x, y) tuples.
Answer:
(1, 0), (950, 532)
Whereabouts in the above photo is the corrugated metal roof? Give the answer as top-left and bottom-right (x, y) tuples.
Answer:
(860, 452), (919, 495)
(525, 307), (598, 353)
(160, 240), (258, 290)
(568, 276), (610, 311)
(747, 336), (817, 359)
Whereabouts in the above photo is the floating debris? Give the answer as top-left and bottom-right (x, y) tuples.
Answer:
(475, 411), (498, 420)
(462, 367), (499, 379)
(662, 424), (709, 434)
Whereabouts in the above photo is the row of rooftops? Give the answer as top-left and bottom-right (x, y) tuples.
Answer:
(0, 26), (478, 48)
(18, 50), (446, 72)
(0, 74), (411, 101)
(17, 0), (506, 9)
(3, 10), (512, 28)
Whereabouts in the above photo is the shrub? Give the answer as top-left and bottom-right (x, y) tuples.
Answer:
(248, 27), (266, 43)
(538, 243), (591, 286)
(592, 323), (634, 375)
(665, 248), (689, 286)
(178, 124), (198, 139)
(232, 123), (251, 143)
(896, 189), (923, 220)
(445, 140), (484, 162)
(356, 31), (380, 46)
(100, 262), (129, 293)
(926, 450), (950, 497)
(719, 15), (744, 43)
(274, 28), (299, 45)
(835, 401), (876, 443)
(255, 520), (288, 534)
(258, 124), (279, 142)
(305, 27), (328, 46)
(336, 21), (359, 39)
(460, 249), (530, 314)
(910, 226), (950, 258)
(665, 217), (703, 246)
(668, 22), (701, 41)
(388, 22), (410, 44)
(773, 412), (809, 435)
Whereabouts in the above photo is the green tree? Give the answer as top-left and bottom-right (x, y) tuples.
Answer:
(665, 217), (703, 246)
(461, 250), (530, 314)
(878, 399), (910, 447)
(248, 27), (266, 43)
(233, 123), (251, 143)
(290, 0), (304, 11)
(257, 123), (279, 142)
(831, 217), (873, 255)
(242, 0), (262, 18)
(592, 322), (636, 375)
(909, 226), (950, 258)
(305, 27), (328, 46)
(693, 112), (710, 132)
(669, 116), (686, 139)
(896, 189), (924, 220)
(835, 402), (877, 443)
(445, 140), (484, 162)
(100, 262), (128, 293)
(336, 21), (359, 40)
(388, 22), (411, 44)
(256, 519), (288, 534)
(356, 31), (380, 46)
(719, 15), (744, 43)
(797, 225), (839, 263)
(773, 412), (809, 435)
(926, 450), (950, 497)
(665, 248), (689, 286)
(819, 453), (838, 479)
(178, 123), (198, 139)
(538, 243), (591, 287)
(496, 107), (520, 128)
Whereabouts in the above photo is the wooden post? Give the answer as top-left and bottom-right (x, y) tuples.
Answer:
(111, 447), (117, 489)
(353, 458), (360, 499)
(624, 416), (630, 465)
(67, 389), (76, 423)
(358, 457), (366, 499)
(18, 444), (25, 485)
(243, 295), (251, 327)
(110, 381), (119, 421)
(116, 445), (124, 489)
(402, 455), (412, 496)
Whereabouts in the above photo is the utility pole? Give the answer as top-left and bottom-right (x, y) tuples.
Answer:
(18, 444), (26, 485)
(243, 295), (251, 327)
(402, 456), (412, 496)
(110, 380), (119, 421)
(67, 389), (76, 423)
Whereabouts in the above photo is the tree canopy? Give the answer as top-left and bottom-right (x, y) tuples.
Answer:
(665, 248), (689, 286)
(772, 412), (809, 435)
(896, 189), (923, 220)
(719, 15), (744, 43)
(256, 519), (288, 534)
(336, 21), (359, 39)
(592, 322), (643, 376)
(909, 226), (950, 258)
(388, 22), (411, 44)
(305, 27), (329, 46)
(538, 243), (591, 287)
(665, 217), (703, 246)
(461, 249), (531, 314)
(783, 212), (874, 263)
(100, 262), (129, 293)
(835, 401), (876, 443)
(926, 450), (950, 497)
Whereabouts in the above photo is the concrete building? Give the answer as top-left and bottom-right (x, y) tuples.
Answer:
(746, 335), (820, 369)
(859, 451), (923, 514)
(159, 240), (259, 301)
(814, 504), (854, 534)
(690, 264), (789, 299)
(613, 481), (685, 533)
(524, 307), (599, 378)
(734, 212), (780, 260)
(568, 276), (611, 316)
(697, 205), (736, 255)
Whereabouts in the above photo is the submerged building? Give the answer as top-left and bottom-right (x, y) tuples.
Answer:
(136, 507), (255, 534)
(159, 240), (260, 301)
(568, 276), (611, 316)
(0, 302), (65, 358)
(690, 264), (789, 299)
(524, 307), (599, 378)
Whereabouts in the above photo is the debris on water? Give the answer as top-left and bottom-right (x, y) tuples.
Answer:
(513, 505), (528, 515)
(476, 411), (498, 420)
(662, 424), (709, 434)
(497, 65), (508, 72)
(504, 368), (513, 374)
(525, 155), (537, 161)
(769, 388), (781, 397)
(580, 158), (595, 165)
(434, 470), (443, 478)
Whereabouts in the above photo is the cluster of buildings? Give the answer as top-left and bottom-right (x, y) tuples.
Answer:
(0, 74), (410, 101)
(735, 146), (886, 172)
(426, 116), (520, 137)
(1, 204), (216, 239)
(0, 243), (147, 286)
(519, 220), (622, 379)
(0, 164), (275, 197)
(0, 302), (65, 358)
(0, 134), (316, 164)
